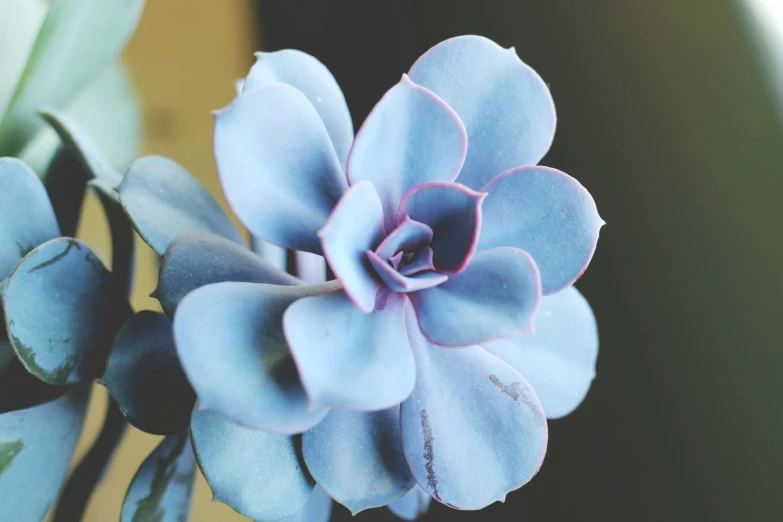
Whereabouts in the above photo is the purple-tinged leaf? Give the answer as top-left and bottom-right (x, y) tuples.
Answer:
(479, 166), (604, 294)
(102, 311), (195, 435)
(375, 217), (433, 261)
(244, 50), (354, 166)
(408, 248), (540, 347)
(367, 251), (447, 293)
(409, 35), (556, 190)
(118, 155), (244, 256)
(214, 83), (347, 254)
(284, 289), (415, 410)
(272, 485), (332, 522)
(401, 308), (548, 509)
(0, 384), (89, 521)
(399, 247), (436, 276)
(347, 75), (467, 231)
(1, 238), (131, 384)
(303, 407), (415, 514)
(319, 181), (385, 312)
(0, 158), (59, 280)
(388, 485), (431, 521)
(483, 286), (598, 419)
(155, 233), (299, 317)
(174, 281), (338, 434)
(120, 433), (196, 522)
(191, 408), (313, 521)
(397, 182), (485, 274)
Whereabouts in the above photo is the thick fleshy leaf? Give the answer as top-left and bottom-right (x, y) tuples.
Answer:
(398, 182), (485, 274)
(118, 156), (244, 256)
(41, 110), (122, 188)
(214, 82), (347, 253)
(367, 251), (447, 293)
(0, 384), (89, 521)
(1, 238), (131, 384)
(388, 485), (432, 521)
(274, 486), (332, 522)
(482, 286), (598, 419)
(0, 0), (145, 156)
(191, 408), (314, 521)
(408, 248), (540, 347)
(251, 235), (287, 272)
(244, 50), (354, 166)
(375, 216), (433, 261)
(319, 181), (384, 312)
(283, 289), (414, 410)
(303, 407), (415, 514)
(156, 233), (299, 317)
(0, 0), (46, 118)
(174, 281), (337, 434)
(401, 308), (548, 509)
(0, 158), (59, 279)
(409, 35), (556, 190)
(479, 166), (603, 294)
(121, 434), (196, 522)
(102, 311), (196, 435)
(347, 75), (467, 231)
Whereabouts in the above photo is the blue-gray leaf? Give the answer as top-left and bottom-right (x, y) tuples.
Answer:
(190, 408), (314, 521)
(0, 158), (59, 280)
(118, 156), (244, 256)
(0, 384), (89, 521)
(303, 407), (415, 514)
(1, 237), (132, 384)
(155, 233), (299, 317)
(272, 485), (332, 522)
(102, 311), (195, 435)
(121, 433), (196, 522)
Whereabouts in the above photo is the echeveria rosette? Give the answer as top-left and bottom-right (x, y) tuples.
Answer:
(201, 33), (604, 514)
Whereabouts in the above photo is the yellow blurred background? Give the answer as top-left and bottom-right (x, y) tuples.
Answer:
(75, 1), (256, 520)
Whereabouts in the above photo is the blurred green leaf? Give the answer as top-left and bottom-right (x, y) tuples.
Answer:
(0, 0), (145, 157)
(738, 0), (783, 122)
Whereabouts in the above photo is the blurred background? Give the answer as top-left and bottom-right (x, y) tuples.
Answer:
(73, 0), (783, 521)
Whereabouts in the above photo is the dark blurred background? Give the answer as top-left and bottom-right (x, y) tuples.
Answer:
(259, 1), (783, 521)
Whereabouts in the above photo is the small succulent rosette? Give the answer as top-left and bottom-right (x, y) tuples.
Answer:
(117, 34), (603, 521)
(0, 157), (133, 519)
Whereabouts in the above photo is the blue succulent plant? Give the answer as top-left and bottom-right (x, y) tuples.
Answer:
(0, 29), (603, 521)
(132, 34), (604, 519)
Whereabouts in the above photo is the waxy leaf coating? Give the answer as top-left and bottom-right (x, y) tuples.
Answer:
(2, 237), (131, 384)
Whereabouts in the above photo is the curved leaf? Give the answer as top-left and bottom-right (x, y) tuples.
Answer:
(102, 311), (195, 435)
(0, 384), (89, 521)
(118, 155), (244, 256)
(409, 35), (556, 190)
(245, 49), (354, 166)
(121, 433), (196, 522)
(0, 158), (59, 280)
(479, 166), (604, 294)
(190, 408), (314, 521)
(1, 237), (131, 384)
(273, 485), (332, 522)
(388, 485), (431, 521)
(214, 82), (347, 253)
(408, 248), (540, 347)
(400, 307), (548, 510)
(0, 0), (145, 156)
(346, 75), (467, 231)
(483, 286), (599, 419)
(155, 233), (299, 317)
(303, 407), (415, 514)
(174, 281), (337, 434)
